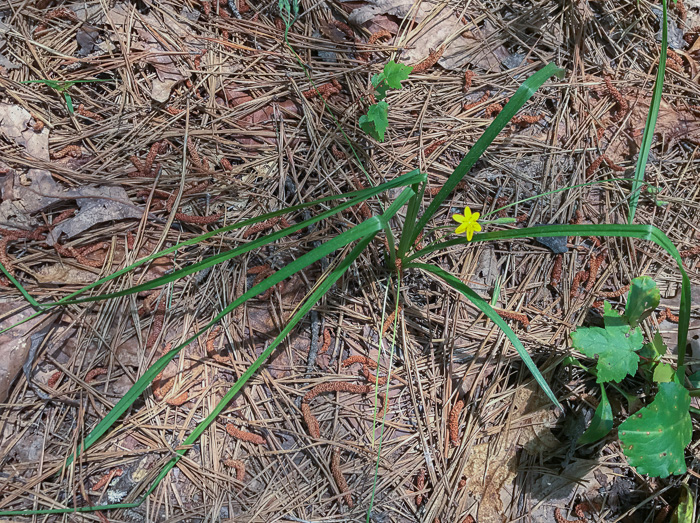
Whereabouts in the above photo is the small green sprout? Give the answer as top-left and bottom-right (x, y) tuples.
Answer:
(21, 78), (112, 114)
(360, 61), (412, 142)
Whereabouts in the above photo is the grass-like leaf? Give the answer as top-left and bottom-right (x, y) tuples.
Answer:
(404, 262), (561, 409)
(0, 170), (426, 333)
(578, 384), (613, 445)
(409, 62), (565, 246)
(408, 223), (691, 366)
(628, 0), (667, 223)
(144, 233), (378, 498)
(63, 187), (414, 465)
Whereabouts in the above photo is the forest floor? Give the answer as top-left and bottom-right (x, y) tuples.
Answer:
(0, 0), (699, 521)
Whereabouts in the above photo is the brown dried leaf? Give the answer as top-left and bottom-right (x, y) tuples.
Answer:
(0, 104), (50, 160)
(462, 443), (517, 523)
(603, 89), (700, 163)
(46, 186), (143, 245)
(347, 0), (506, 71)
(0, 301), (49, 402)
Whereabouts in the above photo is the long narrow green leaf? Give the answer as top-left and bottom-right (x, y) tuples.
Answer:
(628, 0), (667, 223)
(409, 63), (565, 246)
(0, 263), (42, 309)
(62, 217), (385, 470)
(0, 502), (141, 517)
(0, 189), (417, 517)
(64, 187), (415, 468)
(144, 233), (378, 497)
(409, 224), (690, 366)
(406, 262), (561, 409)
(0, 170), (426, 333)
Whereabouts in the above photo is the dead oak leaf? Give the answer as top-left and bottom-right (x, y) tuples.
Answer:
(0, 104), (49, 160)
(46, 186), (143, 246)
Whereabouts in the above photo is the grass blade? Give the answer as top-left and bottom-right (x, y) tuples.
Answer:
(406, 262), (561, 409)
(628, 0), (667, 223)
(143, 233), (378, 497)
(409, 223), (690, 366)
(62, 218), (385, 469)
(64, 187), (415, 468)
(409, 63), (565, 244)
(0, 170), (426, 332)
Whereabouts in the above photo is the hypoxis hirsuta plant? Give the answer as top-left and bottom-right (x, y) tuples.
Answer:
(567, 276), (696, 478)
(0, 2), (690, 517)
(0, 63), (565, 517)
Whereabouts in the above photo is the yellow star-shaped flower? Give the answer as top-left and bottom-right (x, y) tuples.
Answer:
(453, 206), (482, 241)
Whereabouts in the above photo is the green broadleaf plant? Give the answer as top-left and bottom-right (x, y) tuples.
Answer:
(359, 101), (389, 141)
(570, 276), (694, 478)
(618, 381), (691, 477)
(361, 61), (412, 142)
(0, 56), (693, 516)
(571, 302), (643, 383)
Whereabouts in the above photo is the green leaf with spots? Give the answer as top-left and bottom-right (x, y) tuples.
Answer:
(578, 384), (613, 445)
(618, 381), (691, 477)
(625, 276), (660, 327)
(570, 302), (643, 383)
(359, 101), (389, 142)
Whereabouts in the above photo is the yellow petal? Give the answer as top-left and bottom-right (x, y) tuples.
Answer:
(471, 211), (480, 222)
(455, 223), (468, 235)
(473, 221), (482, 232)
(453, 214), (466, 223)
(463, 206), (472, 219)
(466, 227), (474, 241)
